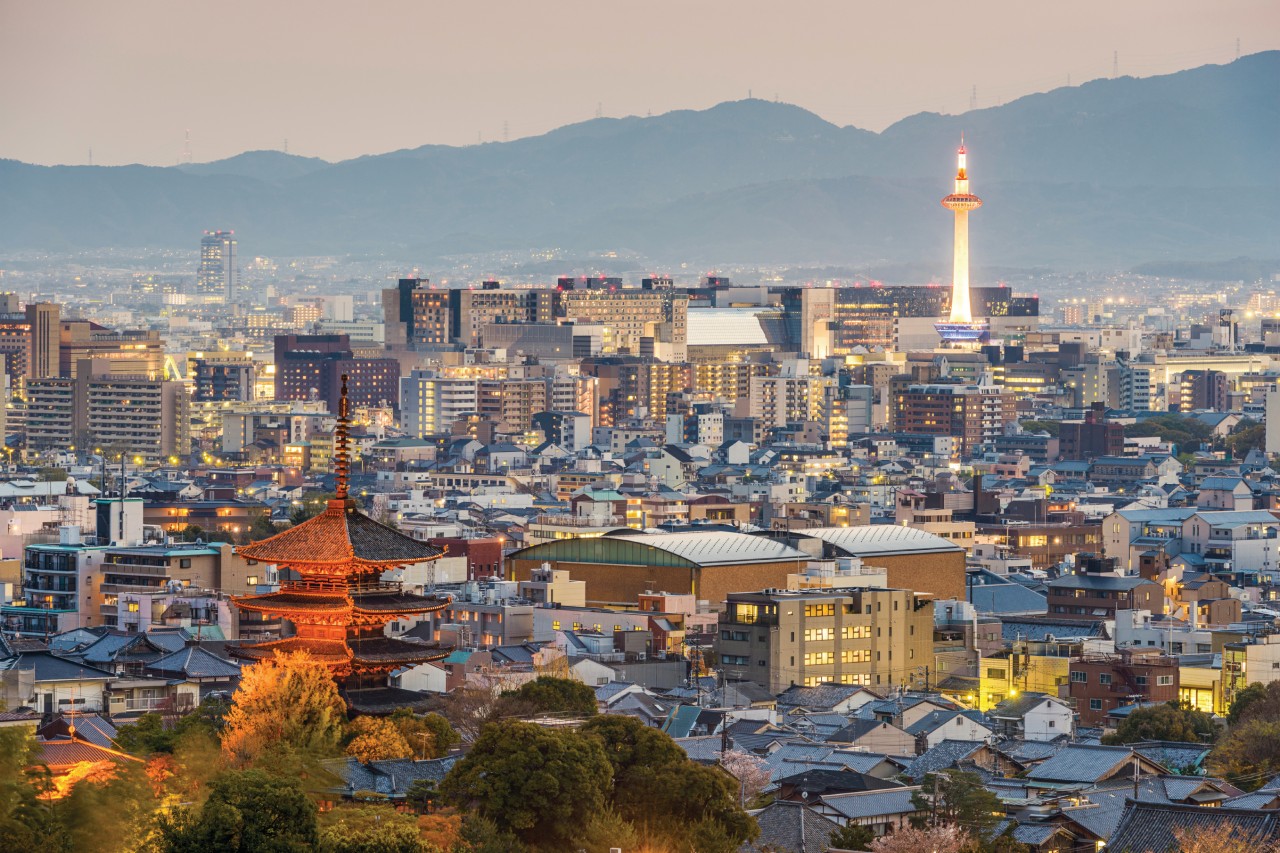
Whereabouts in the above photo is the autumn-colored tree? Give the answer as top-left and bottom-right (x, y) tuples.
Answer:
(220, 651), (347, 767)
(1207, 718), (1280, 790)
(1165, 823), (1280, 853)
(386, 709), (460, 759)
(868, 824), (970, 853)
(344, 716), (413, 764)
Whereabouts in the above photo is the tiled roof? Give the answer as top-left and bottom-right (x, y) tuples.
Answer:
(9, 651), (116, 682)
(1131, 740), (1211, 773)
(742, 800), (842, 853)
(817, 787), (922, 821)
(1025, 744), (1155, 784)
(237, 499), (444, 567)
(146, 646), (241, 679)
(34, 736), (142, 770)
(325, 755), (459, 796)
(903, 739), (987, 782)
(1109, 801), (1280, 853)
(776, 683), (874, 711)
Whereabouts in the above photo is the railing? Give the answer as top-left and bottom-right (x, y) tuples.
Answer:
(532, 514), (626, 528)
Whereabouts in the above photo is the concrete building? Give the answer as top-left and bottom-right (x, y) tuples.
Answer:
(717, 587), (934, 693)
(893, 380), (1015, 456)
(197, 230), (238, 302)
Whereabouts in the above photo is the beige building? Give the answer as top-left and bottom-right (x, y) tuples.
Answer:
(717, 587), (935, 694)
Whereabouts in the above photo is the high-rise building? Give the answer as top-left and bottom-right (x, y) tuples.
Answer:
(893, 380), (1016, 456)
(0, 300), (60, 385)
(197, 230), (238, 302)
(273, 334), (400, 411)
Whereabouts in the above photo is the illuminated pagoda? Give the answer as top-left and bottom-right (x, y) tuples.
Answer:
(231, 376), (451, 703)
(935, 136), (990, 346)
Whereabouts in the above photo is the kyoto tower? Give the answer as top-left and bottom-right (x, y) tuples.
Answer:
(935, 137), (989, 344)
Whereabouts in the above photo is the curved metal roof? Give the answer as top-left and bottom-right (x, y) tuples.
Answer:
(801, 525), (964, 557)
(513, 530), (807, 568)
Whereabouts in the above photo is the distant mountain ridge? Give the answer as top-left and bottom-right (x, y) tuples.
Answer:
(1, 52), (1276, 268)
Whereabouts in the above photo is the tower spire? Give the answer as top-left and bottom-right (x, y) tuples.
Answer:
(334, 374), (351, 500)
(936, 137), (987, 345)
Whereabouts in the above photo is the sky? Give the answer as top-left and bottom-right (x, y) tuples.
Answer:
(2, 1), (1277, 167)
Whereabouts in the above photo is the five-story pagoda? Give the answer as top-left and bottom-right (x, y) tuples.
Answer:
(231, 376), (451, 697)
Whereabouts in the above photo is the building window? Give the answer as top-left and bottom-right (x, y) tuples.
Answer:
(552, 621), (561, 630)
(804, 628), (834, 642)
(843, 650), (871, 664)
(803, 652), (835, 666)
(1157, 675), (1173, 686)
(803, 603), (835, 617)
(1071, 671), (1087, 683)
(1089, 699), (1103, 711)
(180, 558), (191, 568)
(1135, 675), (1148, 686)
(1099, 673), (1112, 685)
(246, 576), (258, 586)
(842, 625), (871, 639)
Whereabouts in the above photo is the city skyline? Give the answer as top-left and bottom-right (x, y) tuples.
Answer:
(0, 0), (1275, 166)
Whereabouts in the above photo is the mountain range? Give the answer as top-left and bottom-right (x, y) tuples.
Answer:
(1, 52), (1277, 270)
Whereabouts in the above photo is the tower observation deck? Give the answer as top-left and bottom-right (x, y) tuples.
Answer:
(935, 139), (989, 345)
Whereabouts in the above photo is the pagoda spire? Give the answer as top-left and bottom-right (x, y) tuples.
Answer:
(334, 373), (351, 500)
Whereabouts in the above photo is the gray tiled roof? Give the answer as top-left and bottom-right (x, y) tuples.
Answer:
(1109, 801), (1280, 853)
(817, 787), (921, 821)
(1026, 744), (1154, 784)
(902, 739), (987, 782)
(146, 646), (241, 679)
(741, 800), (843, 853)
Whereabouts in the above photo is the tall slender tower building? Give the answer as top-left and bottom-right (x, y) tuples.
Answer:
(935, 139), (988, 344)
(197, 230), (238, 302)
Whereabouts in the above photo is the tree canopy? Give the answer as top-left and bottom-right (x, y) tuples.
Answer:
(1101, 701), (1216, 747)
(151, 769), (319, 853)
(220, 651), (348, 767)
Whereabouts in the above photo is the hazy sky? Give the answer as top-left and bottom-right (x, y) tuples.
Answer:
(3, 1), (1277, 167)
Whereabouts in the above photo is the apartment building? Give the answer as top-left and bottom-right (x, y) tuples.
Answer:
(893, 381), (1015, 456)
(717, 587), (934, 694)
(1068, 650), (1180, 726)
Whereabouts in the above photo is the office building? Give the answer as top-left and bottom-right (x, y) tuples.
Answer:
(717, 587), (935, 693)
(197, 230), (238, 302)
(893, 380), (1016, 456)
(273, 334), (400, 411)
(0, 299), (59, 385)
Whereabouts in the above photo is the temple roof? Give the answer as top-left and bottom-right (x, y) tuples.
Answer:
(228, 636), (450, 667)
(232, 589), (451, 616)
(237, 499), (444, 568)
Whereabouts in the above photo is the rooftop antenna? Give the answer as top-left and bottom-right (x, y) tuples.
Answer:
(183, 129), (192, 165)
(595, 102), (602, 119)
(284, 138), (289, 155)
(88, 147), (93, 167)
(502, 120), (509, 142)
(1112, 51), (1119, 79)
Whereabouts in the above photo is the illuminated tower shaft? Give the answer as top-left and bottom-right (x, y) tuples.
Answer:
(941, 143), (982, 323)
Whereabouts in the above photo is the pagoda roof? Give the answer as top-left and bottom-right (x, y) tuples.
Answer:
(228, 636), (450, 668)
(232, 588), (451, 616)
(237, 499), (444, 568)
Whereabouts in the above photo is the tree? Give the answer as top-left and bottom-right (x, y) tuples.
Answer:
(344, 716), (413, 764)
(220, 651), (347, 767)
(720, 749), (772, 806)
(1165, 823), (1280, 853)
(495, 676), (598, 718)
(1207, 718), (1280, 790)
(0, 725), (71, 852)
(249, 511), (280, 542)
(440, 720), (612, 851)
(386, 709), (458, 760)
(405, 778), (439, 814)
(1018, 420), (1060, 437)
(1227, 681), (1280, 727)
(317, 807), (436, 853)
(151, 769), (319, 853)
(1226, 421), (1266, 459)
(868, 824), (970, 853)
(291, 492), (338, 525)
(911, 771), (1004, 834)
(830, 823), (875, 851)
(1101, 701), (1216, 746)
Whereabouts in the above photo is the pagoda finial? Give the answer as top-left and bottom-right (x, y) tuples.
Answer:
(334, 374), (351, 500)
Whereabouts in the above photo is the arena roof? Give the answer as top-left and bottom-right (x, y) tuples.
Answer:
(799, 525), (964, 557)
(511, 530), (808, 568)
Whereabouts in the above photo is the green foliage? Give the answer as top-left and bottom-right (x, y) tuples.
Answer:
(455, 815), (526, 853)
(387, 709), (459, 759)
(911, 771), (1005, 833)
(36, 467), (68, 482)
(1227, 681), (1280, 727)
(151, 769), (319, 853)
(1018, 420), (1060, 437)
(115, 696), (229, 755)
(1226, 421), (1265, 458)
(440, 720), (612, 851)
(318, 806), (437, 853)
(405, 778), (439, 813)
(0, 726), (70, 853)
(1101, 701), (1217, 746)
(1124, 414), (1213, 453)
(831, 822), (876, 850)
(496, 676), (598, 718)
(291, 492), (339, 525)
(249, 510), (280, 542)
(1208, 718), (1280, 791)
